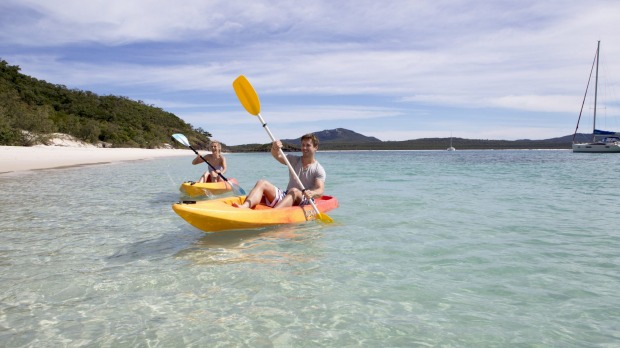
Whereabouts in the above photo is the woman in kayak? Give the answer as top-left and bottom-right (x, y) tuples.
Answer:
(233, 133), (326, 209)
(192, 140), (227, 183)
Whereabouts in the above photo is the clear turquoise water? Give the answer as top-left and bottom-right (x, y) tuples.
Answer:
(1, 150), (619, 347)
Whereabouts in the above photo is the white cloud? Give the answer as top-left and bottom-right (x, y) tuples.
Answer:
(177, 105), (405, 126)
(2, 0), (620, 145)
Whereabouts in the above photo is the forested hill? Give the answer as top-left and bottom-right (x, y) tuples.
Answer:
(0, 60), (210, 148)
(229, 129), (579, 151)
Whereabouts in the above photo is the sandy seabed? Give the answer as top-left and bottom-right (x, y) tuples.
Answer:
(0, 145), (190, 175)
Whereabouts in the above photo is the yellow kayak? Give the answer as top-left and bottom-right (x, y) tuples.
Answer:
(179, 179), (239, 197)
(172, 195), (339, 232)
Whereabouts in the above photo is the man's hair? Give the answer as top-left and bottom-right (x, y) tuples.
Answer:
(301, 133), (319, 147)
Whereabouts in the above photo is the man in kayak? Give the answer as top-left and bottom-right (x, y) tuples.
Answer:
(192, 140), (227, 183)
(233, 133), (326, 209)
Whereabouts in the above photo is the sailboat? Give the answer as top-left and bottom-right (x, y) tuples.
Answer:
(572, 41), (620, 153)
(447, 135), (456, 151)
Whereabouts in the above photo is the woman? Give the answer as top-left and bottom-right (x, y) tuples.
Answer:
(192, 140), (227, 183)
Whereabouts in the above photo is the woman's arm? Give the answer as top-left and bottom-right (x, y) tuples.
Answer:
(219, 156), (227, 174)
(191, 154), (204, 165)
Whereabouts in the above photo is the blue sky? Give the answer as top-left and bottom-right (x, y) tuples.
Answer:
(1, 0), (620, 145)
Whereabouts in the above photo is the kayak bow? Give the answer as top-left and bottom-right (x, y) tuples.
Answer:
(179, 179), (239, 197)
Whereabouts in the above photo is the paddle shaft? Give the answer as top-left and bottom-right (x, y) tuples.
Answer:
(255, 113), (323, 217)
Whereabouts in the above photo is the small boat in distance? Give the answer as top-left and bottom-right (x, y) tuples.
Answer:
(447, 134), (456, 151)
(572, 41), (620, 153)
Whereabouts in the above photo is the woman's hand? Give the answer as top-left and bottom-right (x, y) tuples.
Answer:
(210, 171), (219, 181)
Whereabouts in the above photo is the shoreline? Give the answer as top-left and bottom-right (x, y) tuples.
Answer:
(1, 145), (572, 175)
(0, 145), (191, 175)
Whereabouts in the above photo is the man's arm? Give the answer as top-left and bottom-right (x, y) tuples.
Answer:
(304, 178), (325, 199)
(271, 140), (287, 165)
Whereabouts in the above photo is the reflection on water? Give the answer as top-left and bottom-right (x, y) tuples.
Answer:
(175, 223), (324, 265)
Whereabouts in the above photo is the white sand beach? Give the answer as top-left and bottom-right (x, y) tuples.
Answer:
(0, 145), (190, 174)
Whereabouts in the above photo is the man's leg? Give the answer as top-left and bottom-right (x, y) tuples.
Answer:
(234, 179), (278, 208)
(274, 188), (303, 208)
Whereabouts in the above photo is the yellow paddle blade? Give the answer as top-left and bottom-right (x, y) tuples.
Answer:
(233, 75), (261, 116)
(318, 212), (334, 223)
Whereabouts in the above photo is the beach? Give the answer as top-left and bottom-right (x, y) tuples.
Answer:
(0, 145), (190, 174)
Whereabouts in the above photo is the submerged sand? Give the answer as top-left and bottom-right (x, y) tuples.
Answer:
(0, 145), (191, 174)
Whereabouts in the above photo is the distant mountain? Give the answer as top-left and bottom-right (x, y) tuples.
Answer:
(282, 128), (381, 145)
(227, 128), (585, 152)
(542, 134), (591, 143)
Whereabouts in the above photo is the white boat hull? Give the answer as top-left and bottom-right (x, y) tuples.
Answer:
(572, 143), (620, 153)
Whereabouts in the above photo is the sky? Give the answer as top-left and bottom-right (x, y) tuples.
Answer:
(1, 0), (620, 145)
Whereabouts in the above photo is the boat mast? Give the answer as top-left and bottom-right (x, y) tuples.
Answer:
(573, 42), (598, 143)
(593, 40), (600, 141)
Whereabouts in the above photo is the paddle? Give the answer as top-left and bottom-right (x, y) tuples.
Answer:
(171, 133), (246, 196)
(232, 75), (333, 223)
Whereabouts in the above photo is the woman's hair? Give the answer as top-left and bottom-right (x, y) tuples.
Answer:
(210, 140), (221, 148)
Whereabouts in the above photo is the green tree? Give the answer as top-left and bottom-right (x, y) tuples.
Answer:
(0, 59), (211, 147)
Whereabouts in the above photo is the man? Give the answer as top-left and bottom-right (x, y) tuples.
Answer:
(233, 133), (326, 209)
